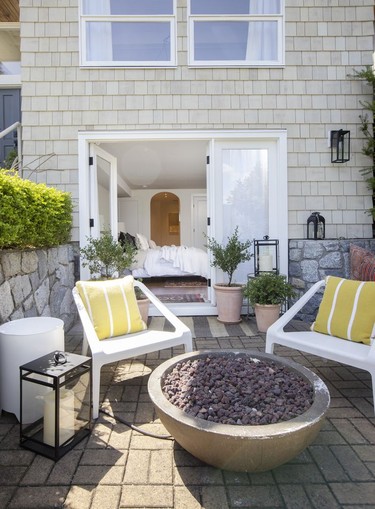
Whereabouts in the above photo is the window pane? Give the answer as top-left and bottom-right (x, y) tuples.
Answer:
(86, 22), (171, 62)
(0, 62), (21, 75)
(191, 0), (280, 15)
(82, 0), (173, 15)
(194, 21), (277, 62)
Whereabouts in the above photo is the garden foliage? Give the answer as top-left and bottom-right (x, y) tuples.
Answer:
(0, 169), (73, 249)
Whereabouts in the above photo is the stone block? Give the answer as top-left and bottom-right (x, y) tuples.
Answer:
(9, 275), (32, 307)
(21, 251), (38, 274)
(0, 282), (14, 322)
(289, 248), (302, 261)
(37, 250), (48, 281)
(47, 248), (59, 274)
(319, 252), (342, 269)
(303, 242), (324, 259)
(301, 259), (319, 282)
(1, 252), (21, 278)
(34, 278), (50, 315)
(289, 261), (302, 277)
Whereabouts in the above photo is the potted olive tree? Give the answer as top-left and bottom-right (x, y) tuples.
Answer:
(80, 229), (150, 322)
(205, 227), (252, 324)
(244, 273), (295, 332)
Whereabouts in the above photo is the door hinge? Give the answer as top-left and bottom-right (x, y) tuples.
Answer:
(207, 279), (211, 287)
(89, 218), (94, 227)
(89, 156), (93, 166)
(207, 217), (210, 226)
(206, 155), (210, 164)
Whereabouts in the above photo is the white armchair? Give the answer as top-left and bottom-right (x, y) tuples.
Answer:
(73, 279), (193, 418)
(266, 279), (375, 413)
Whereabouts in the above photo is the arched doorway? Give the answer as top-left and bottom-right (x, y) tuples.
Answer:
(150, 192), (180, 246)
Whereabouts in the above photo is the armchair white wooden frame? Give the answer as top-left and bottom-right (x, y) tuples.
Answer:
(266, 279), (375, 413)
(73, 279), (193, 418)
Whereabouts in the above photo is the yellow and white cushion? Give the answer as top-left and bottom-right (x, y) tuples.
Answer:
(76, 276), (147, 340)
(312, 276), (375, 345)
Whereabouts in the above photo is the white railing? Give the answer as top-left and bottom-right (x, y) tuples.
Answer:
(0, 121), (21, 174)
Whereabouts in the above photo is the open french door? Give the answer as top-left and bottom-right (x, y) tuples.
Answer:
(89, 145), (118, 239)
(208, 138), (288, 285)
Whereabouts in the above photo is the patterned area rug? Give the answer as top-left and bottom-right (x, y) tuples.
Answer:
(147, 315), (259, 338)
(158, 294), (205, 303)
(164, 278), (207, 287)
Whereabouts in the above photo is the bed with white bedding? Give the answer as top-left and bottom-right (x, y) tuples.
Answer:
(131, 245), (208, 278)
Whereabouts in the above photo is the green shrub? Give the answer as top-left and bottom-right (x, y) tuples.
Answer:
(0, 169), (73, 249)
(244, 273), (295, 305)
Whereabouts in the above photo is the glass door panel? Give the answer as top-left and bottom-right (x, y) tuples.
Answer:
(90, 145), (118, 239)
(212, 140), (279, 284)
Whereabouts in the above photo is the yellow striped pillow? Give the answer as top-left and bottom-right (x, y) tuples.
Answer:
(76, 276), (147, 340)
(312, 276), (375, 345)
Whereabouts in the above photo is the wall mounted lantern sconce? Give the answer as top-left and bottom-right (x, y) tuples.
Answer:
(330, 129), (350, 163)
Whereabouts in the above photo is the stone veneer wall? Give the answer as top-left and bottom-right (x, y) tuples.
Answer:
(0, 245), (77, 331)
(288, 238), (375, 322)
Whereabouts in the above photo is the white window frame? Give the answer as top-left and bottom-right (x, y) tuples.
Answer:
(79, 1), (177, 68)
(188, 1), (284, 67)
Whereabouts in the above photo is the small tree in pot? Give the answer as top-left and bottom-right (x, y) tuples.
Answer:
(205, 227), (253, 324)
(80, 230), (150, 322)
(80, 229), (137, 279)
(244, 273), (295, 332)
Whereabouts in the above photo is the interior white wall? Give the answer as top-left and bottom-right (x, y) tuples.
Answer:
(118, 188), (206, 246)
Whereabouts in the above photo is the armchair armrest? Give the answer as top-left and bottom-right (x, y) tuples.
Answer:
(267, 280), (325, 337)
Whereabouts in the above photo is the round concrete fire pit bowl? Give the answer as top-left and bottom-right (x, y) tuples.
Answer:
(148, 350), (330, 472)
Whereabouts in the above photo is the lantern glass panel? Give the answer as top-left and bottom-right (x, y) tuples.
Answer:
(331, 129), (350, 163)
(20, 352), (91, 461)
(253, 237), (279, 275)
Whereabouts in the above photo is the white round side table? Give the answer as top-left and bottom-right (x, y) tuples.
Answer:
(0, 317), (64, 422)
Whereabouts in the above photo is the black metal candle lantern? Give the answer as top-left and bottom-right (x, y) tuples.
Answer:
(253, 236), (279, 275)
(307, 212), (325, 240)
(20, 351), (92, 461)
(331, 129), (350, 163)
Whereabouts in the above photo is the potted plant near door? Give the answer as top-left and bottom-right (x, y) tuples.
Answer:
(205, 227), (253, 324)
(244, 272), (295, 332)
(80, 229), (150, 322)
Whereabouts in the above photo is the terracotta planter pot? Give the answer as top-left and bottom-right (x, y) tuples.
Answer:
(214, 284), (244, 324)
(254, 303), (281, 332)
(137, 298), (150, 324)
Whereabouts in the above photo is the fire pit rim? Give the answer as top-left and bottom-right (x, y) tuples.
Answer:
(148, 349), (330, 439)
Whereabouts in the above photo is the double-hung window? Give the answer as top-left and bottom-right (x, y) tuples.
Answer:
(80, 0), (176, 67)
(188, 0), (284, 67)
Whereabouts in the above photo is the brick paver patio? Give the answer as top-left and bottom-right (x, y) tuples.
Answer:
(1, 317), (375, 509)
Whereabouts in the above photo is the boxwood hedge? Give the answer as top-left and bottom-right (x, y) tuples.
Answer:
(0, 169), (73, 249)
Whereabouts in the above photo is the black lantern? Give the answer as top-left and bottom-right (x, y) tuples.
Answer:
(331, 129), (350, 163)
(307, 212), (325, 240)
(20, 351), (91, 461)
(253, 236), (279, 275)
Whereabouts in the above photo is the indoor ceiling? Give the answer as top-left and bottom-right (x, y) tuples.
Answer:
(101, 139), (208, 193)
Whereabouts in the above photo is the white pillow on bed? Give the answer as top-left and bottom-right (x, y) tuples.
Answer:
(136, 233), (149, 250)
(149, 239), (157, 249)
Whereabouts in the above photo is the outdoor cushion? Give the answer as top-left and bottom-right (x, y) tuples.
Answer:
(358, 255), (375, 282)
(311, 276), (375, 345)
(350, 244), (375, 281)
(76, 276), (147, 340)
